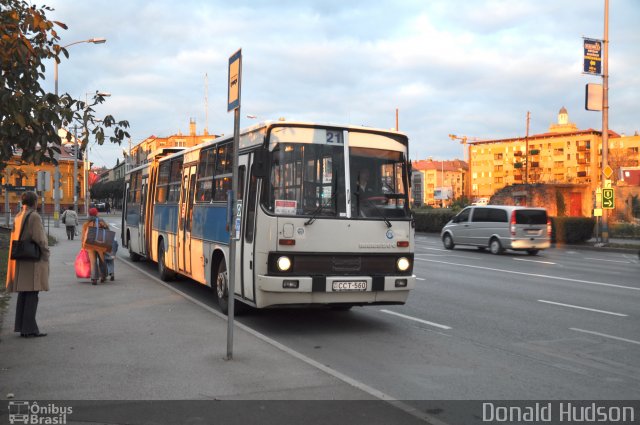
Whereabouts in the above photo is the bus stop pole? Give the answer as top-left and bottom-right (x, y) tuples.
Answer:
(226, 48), (242, 360)
(227, 106), (240, 360)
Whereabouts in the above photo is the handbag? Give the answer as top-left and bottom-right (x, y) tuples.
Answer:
(10, 211), (42, 261)
(75, 249), (91, 278)
(85, 218), (116, 251)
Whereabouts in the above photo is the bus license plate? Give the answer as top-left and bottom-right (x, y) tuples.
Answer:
(332, 280), (368, 292)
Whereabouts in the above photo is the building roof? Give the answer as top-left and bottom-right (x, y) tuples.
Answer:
(412, 159), (468, 172)
(467, 128), (621, 145)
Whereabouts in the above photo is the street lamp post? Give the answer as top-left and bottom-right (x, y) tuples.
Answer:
(53, 37), (106, 227)
(82, 93), (111, 217)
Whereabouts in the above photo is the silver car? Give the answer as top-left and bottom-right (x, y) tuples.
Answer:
(441, 205), (551, 255)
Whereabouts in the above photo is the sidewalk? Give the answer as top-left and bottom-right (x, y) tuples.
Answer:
(0, 222), (377, 401)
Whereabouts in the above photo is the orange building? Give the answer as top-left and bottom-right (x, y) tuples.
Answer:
(411, 158), (468, 207)
(129, 119), (219, 168)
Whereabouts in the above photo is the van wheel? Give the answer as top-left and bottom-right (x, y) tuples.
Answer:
(489, 238), (504, 255)
(442, 233), (455, 250)
(527, 249), (539, 256)
(158, 242), (174, 281)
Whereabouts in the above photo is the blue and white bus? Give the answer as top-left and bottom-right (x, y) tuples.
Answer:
(123, 121), (416, 313)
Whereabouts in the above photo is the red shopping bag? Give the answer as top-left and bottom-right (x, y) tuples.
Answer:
(75, 248), (91, 279)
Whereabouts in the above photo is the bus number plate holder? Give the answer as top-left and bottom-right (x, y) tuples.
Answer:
(332, 280), (368, 292)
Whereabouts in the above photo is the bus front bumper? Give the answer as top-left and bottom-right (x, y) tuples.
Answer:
(255, 275), (416, 308)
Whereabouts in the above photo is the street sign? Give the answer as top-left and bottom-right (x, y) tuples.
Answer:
(595, 187), (602, 208)
(604, 179), (612, 189)
(583, 38), (602, 75)
(603, 165), (613, 179)
(602, 188), (614, 209)
(593, 208), (602, 217)
(36, 171), (51, 191)
(227, 49), (242, 112)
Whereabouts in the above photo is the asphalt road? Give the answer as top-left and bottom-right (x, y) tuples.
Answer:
(110, 213), (640, 403)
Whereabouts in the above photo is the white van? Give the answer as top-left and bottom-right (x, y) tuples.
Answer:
(440, 205), (551, 255)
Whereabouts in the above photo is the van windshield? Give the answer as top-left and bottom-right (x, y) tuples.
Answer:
(515, 210), (547, 225)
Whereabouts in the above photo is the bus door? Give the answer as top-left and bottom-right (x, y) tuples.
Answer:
(240, 156), (257, 302)
(178, 165), (197, 275)
(138, 175), (149, 256)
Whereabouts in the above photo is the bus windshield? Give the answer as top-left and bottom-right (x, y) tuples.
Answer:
(266, 143), (346, 217)
(350, 147), (409, 219)
(264, 141), (410, 220)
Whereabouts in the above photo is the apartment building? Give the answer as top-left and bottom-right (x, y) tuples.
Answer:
(467, 107), (640, 215)
(411, 158), (468, 207)
(129, 119), (218, 168)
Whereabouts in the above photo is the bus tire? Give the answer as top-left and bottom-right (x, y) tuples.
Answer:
(158, 242), (174, 281)
(128, 235), (141, 262)
(216, 260), (230, 315)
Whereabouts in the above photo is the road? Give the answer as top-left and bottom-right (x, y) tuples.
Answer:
(110, 214), (640, 402)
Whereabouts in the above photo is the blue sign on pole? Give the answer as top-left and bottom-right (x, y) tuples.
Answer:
(583, 38), (602, 75)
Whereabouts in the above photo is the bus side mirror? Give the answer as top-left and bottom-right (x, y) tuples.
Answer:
(252, 148), (269, 178)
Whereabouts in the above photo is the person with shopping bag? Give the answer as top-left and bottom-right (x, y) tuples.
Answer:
(81, 208), (111, 285)
(60, 205), (79, 240)
(5, 191), (50, 338)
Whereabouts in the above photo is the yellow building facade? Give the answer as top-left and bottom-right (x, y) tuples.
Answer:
(1, 133), (87, 217)
(467, 107), (640, 215)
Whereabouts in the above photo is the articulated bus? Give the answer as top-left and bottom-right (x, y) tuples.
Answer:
(122, 121), (416, 313)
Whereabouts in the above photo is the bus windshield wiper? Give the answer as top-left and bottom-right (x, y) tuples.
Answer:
(305, 177), (339, 226)
(362, 197), (392, 228)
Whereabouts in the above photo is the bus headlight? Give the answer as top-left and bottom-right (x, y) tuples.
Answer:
(277, 256), (292, 272)
(396, 257), (410, 272)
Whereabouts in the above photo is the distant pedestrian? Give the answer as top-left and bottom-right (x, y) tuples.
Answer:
(6, 191), (50, 338)
(60, 206), (79, 240)
(105, 201), (111, 214)
(82, 208), (110, 285)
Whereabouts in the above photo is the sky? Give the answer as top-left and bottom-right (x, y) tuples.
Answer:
(40, 0), (640, 169)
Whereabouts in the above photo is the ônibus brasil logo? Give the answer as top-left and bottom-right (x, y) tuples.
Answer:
(8, 401), (73, 424)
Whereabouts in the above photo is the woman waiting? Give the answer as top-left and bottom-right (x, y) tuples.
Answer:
(6, 191), (50, 338)
(82, 207), (110, 285)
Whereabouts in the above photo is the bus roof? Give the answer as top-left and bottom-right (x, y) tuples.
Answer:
(155, 120), (408, 164)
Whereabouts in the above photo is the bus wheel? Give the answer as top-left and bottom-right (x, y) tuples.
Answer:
(128, 236), (141, 262)
(216, 261), (230, 315)
(158, 242), (174, 281)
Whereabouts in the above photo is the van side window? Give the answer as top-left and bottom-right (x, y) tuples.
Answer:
(488, 208), (508, 222)
(457, 208), (471, 222)
(471, 208), (489, 222)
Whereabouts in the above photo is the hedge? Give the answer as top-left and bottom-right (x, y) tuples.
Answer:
(547, 217), (594, 244)
(413, 210), (456, 233)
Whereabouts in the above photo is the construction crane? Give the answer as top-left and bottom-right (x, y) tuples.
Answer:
(449, 134), (486, 162)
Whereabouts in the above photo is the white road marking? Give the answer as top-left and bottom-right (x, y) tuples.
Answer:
(570, 328), (640, 346)
(537, 299), (627, 317)
(416, 277), (426, 281)
(380, 309), (452, 330)
(583, 257), (631, 264)
(415, 257), (640, 292)
(513, 258), (556, 265)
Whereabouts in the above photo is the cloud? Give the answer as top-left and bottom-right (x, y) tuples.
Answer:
(42, 0), (639, 167)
